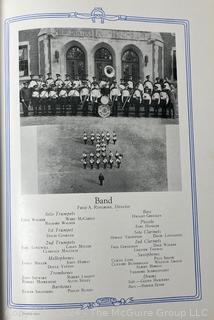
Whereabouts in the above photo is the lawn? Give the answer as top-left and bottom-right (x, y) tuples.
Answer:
(21, 116), (171, 194)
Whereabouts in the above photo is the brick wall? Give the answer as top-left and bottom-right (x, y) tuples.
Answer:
(19, 29), (40, 76)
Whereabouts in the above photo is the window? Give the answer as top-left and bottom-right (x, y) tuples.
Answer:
(94, 47), (113, 81)
(66, 46), (85, 79)
(122, 49), (139, 82)
(19, 45), (29, 77)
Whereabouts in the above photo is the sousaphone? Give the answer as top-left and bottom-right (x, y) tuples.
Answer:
(98, 65), (116, 118)
(104, 65), (115, 79)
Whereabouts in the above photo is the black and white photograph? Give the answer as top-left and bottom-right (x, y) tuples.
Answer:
(19, 27), (181, 194)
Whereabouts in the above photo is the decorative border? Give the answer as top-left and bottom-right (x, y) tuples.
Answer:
(4, 7), (202, 310)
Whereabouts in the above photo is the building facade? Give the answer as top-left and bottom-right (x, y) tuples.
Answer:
(19, 28), (176, 83)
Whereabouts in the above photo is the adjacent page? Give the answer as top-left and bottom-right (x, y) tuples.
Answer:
(2, 1), (214, 319)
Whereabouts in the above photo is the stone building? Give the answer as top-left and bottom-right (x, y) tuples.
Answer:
(19, 28), (176, 83)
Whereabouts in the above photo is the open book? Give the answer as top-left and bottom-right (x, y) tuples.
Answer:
(1, 0), (214, 319)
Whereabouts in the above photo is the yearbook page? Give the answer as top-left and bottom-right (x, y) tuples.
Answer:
(1, 0), (214, 319)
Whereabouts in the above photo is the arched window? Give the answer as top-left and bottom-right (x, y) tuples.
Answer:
(94, 47), (113, 81)
(66, 46), (85, 79)
(122, 49), (139, 82)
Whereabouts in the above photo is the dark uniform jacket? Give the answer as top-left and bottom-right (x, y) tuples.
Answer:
(20, 87), (32, 102)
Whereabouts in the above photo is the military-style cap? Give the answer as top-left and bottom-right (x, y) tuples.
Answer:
(65, 74), (70, 77)
(47, 72), (52, 76)
(56, 74), (61, 77)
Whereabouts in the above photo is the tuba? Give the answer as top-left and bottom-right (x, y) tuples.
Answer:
(104, 65), (115, 78)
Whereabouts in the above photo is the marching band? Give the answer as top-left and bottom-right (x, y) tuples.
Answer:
(20, 73), (176, 118)
(81, 131), (123, 170)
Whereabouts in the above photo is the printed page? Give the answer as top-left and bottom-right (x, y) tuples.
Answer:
(1, 0), (214, 319)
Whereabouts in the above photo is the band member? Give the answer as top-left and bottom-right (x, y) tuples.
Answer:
(160, 89), (169, 118)
(101, 146), (106, 154)
(40, 84), (49, 115)
(37, 74), (45, 90)
(28, 74), (37, 89)
(96, 158), (101, 169)
(119, 78), (125, 91)
(96, 144), (101, 153)
(31, 84), (40, 116)
(127, 75), (134, 90)
(48, 84), (58, 115)
(112, 132), (117, 145)
(106, 131), (111, 145)
(82, 151), (87, 159)
(96, 151), (101, 159)
(110, 80), (121, 116)
(64, 74), (72, 89)
(163, 76), (171, 92)
(143, 75), (153, 94)
(109, 150), (113, 159)
(83, 75), (91, 89)
(116, 157), (121, 168)
(67, 85), (80, 115)
(90, 132), (95, 145)
(73, 75), (82, 90)
(81, 158), (87, 169)
(90, 83), (101, 116)
(167, 85), (176, 119)
(115, 150), (120, 159)
(91, 77), (99, 90)
(80, 82), (90, 116)
(109, 158), (114, 169)
(101, 151), (106, 160)
(46, 73), (54, 88)
(142, 88), (152, 117)
(132, 87), (142, 117)
(83, 131), (88, 145)
(151, 89), (161, 117)
(154, 77), (162, 92)
(89, 158), (94, 169)
(90, 152), (94, 159)
(122, 85), (131, 117)
(136, 78), (144, 94)
(58, 85), (68, 115)
(103, 157), (108, 169)
(55, 74), (64, 91)
(20, 82), (31, 116)
(98, 173), (104, 186)
(100, 82), (110, 96)
(99, 76), (107, 88)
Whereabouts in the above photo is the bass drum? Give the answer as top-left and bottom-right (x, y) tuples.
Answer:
(100, 95), (109, 105)
(98, 104), (111, 118)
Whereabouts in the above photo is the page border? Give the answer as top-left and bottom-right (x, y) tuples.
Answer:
(4, 7), (202, 310)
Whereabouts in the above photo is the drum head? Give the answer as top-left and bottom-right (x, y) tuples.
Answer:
(98, 105), (111, 118)
(100, 95), (109, 105)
